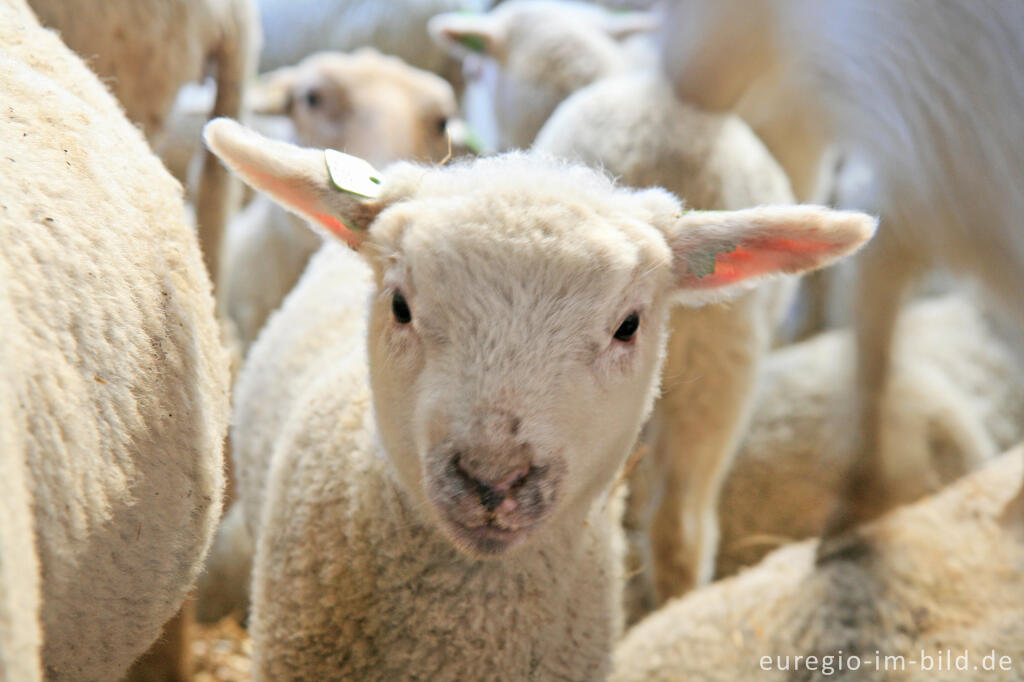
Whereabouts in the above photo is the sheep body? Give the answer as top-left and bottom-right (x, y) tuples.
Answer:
(717, 294), (1024, 577)
(612, 446), (1024, 682)
(29, 0), (260, 283)
(1, 2), (230, 678)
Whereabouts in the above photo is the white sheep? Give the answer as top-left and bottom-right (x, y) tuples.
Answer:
(204, 116), (874, 679)
(612, 445), (1024, 682)
(430, 0), (657, 150)
(534, 70), (799, 615)
(715, 294), (1024, 578)
(28, 0), (261, 285)
(1, 2), (230, 679)
(219, 48), (462, 356)
(659, 0), (1024, 541)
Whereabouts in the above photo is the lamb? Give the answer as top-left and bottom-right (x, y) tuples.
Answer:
(28, 0), (261, 285)
(1, 2), (230, 679)
(658, 0), (1024, 541)
(204, 116), (874, 679)
(611, 445), (1024, 682)
(220, 48), (462, 355)
(429, 0), (657, 150)
(715, 294), (1024, 578)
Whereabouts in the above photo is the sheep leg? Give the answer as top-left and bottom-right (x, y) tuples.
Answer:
(818, 228), (917, 556)
(195, 0), (255, 288)
(124, 597), (193, 682)
(649, 303), (765, 602)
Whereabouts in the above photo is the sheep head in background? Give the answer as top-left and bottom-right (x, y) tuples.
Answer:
(430, 1), (657, 150)
(250, 48), (464, 168)
(206, 117), (874, 559)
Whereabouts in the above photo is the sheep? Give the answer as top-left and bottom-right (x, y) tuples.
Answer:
(429, 0), (657, 150)
(611, 444), (1024, 682)
(219, 48), (463, 356)
(28, 0), (261, 285)
(1, 2), (230, 679)
(715, 294), (1024, 579)
(204, 116), (874, 679)
(515, 29), (801, 618)
(658, 0), (1024, 542)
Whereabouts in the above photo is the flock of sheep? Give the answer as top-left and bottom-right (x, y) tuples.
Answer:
(2, 0), (1023, 681)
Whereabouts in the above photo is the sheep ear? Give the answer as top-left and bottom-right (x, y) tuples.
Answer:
(666, 206), (877, 304)
(248, 66), (298, 116)
(203, 118), (385, 248)
(599, 11), (658, 40)
(429, 12), (505, 59)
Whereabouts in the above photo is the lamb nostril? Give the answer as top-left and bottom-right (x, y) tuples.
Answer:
(479, 485), (505, 513)
(451, 454), (529, 512)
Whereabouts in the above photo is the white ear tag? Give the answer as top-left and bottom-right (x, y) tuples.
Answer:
(325, 149), (383, 199)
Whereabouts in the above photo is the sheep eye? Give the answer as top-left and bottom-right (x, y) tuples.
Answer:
(305, 90), (322, 108)
(436, 116), (448, 134)
(613, 312), (639, 342)
(392, 290), (412, 324)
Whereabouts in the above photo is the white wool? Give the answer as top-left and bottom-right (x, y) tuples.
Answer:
(0, 2), (230, 679)
(29, 0), (261, 284)
(612, 447), (1024, 682)
(716, 294), (1024, 578)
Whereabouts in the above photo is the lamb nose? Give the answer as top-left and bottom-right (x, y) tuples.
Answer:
(452, 455), (530, 511)
(478, 484), (506, 513)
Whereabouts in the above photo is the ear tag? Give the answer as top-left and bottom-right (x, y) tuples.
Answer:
(456, 33), (487, 53)
(686, 241), (736, 279)
(325, 149), (383, 199)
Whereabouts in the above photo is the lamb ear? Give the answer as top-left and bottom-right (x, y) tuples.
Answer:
(203, 118), (385, 248)
(428, 12), (505, 60)
(666, 206), (877, 304)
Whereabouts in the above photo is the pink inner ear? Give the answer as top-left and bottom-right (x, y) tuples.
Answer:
(235, 161), (361, 247)
(312, 212), (361, 248)
(682, 236), (842, 288)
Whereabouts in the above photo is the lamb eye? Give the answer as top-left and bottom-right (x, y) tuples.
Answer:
(613, 312), (639, 342)
(305, 89), (322, 108)
(392, 290), (412, 324)
(436, 116), (449, 134)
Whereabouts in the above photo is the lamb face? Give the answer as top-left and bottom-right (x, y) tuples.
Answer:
(252, 49), (459, 168)
(204, 117), (876, 559)
(362, 175), (678, 555)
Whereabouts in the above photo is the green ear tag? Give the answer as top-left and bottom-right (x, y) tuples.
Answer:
(325, 149), (383, 199)
(457, 33), (487, 53)
(461, 125), (486, 156)
(687, 241), (736, 279)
